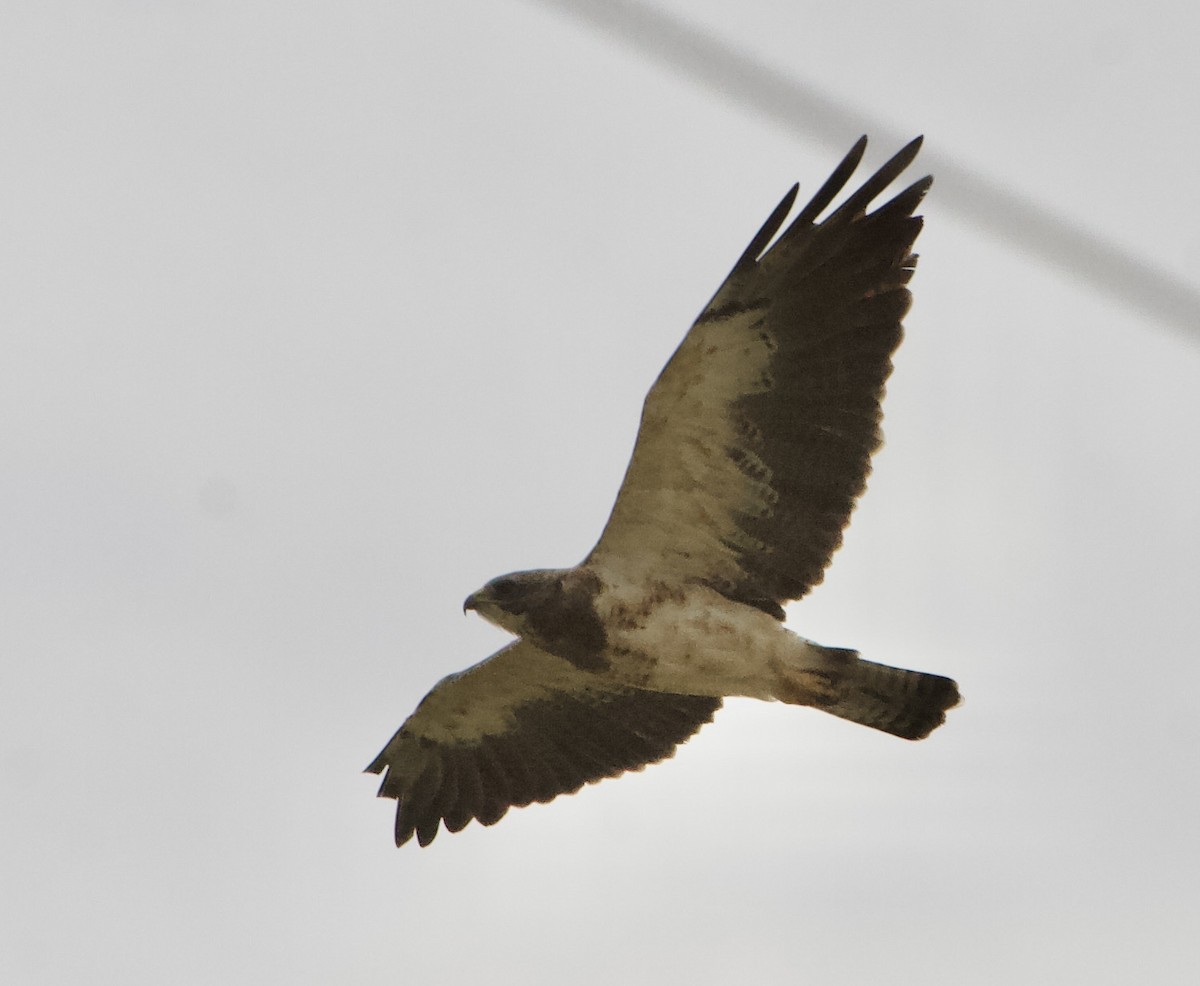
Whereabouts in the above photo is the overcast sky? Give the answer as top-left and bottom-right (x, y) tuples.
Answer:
(3, 2), (1199, 983)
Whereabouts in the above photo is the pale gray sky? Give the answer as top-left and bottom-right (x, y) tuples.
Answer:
(3, 2), (1199, 983)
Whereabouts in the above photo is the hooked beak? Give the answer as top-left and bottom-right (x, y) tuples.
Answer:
(463, 590), (483, 615)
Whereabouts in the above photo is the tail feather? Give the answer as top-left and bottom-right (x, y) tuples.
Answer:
(811, 647), (960, 740)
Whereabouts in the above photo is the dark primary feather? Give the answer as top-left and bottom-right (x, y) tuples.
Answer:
(728, 142), (929, 603)
(366, 641), (721, 847)
(588, 136), (931, 610)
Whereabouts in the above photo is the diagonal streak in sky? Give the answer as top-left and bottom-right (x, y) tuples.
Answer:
(533, 0), (1200, 340)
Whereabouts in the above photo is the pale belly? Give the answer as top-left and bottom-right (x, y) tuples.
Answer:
(599, 583), (824, 700)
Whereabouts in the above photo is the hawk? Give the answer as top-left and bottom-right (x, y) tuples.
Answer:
(368, 136), (960, 847)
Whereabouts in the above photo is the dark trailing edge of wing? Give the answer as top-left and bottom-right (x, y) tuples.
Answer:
(714, 136), (933, 608)
(366, 690), (722, 847)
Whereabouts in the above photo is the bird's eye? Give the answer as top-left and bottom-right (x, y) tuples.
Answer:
(491, 578), (516, 597)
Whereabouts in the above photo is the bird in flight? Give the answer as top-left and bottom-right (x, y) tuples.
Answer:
(368, 136), (960, 847)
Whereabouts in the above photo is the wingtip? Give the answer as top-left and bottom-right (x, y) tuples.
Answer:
(734, 182), (800, 268)
(821, 134), (929, 221)
(790, 136), (869, 225)
(838, 136), (870, 179)
(891, 134), (925, 171)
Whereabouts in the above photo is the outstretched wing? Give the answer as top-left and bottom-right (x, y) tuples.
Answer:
(366, 641), (721, 847)
(587, 137), (931, 614)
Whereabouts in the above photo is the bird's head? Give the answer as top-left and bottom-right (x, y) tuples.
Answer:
(463, 570), (557, 637)
(463, 568), (606, 668)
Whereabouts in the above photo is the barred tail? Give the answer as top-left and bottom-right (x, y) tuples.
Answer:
(810, 647), (961, 740)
